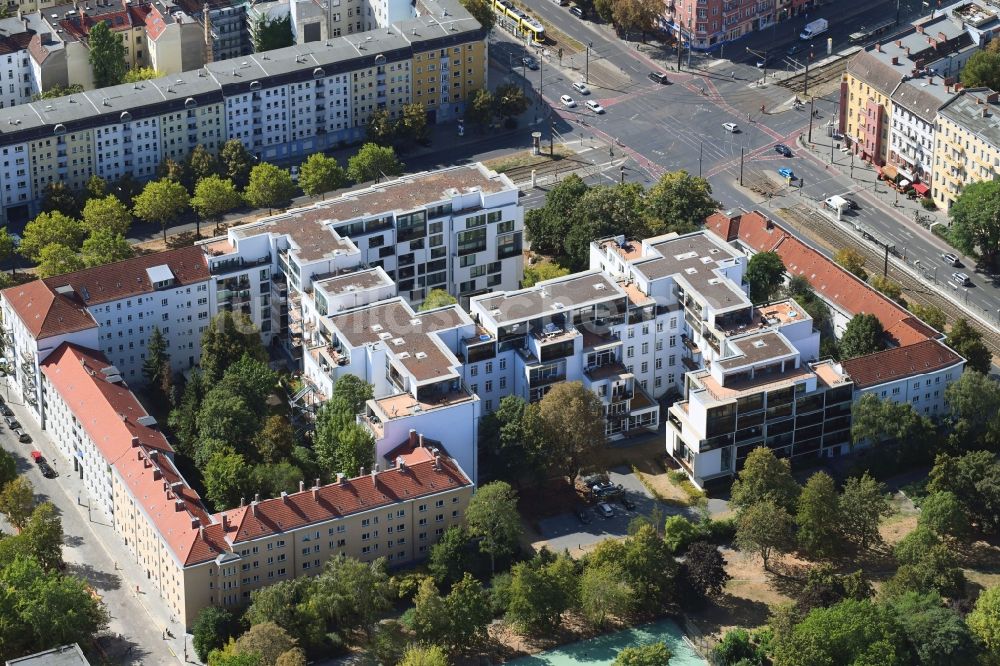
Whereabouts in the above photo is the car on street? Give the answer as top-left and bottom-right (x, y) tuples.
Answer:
(0, 405), (12, 417)
(778, 167), (796, 180)
(572, 81), (590, 94)
(585, 100), (605, 114)
(648, 71), (669, 84)
(14, 429), (30, 443)
(569, 5), (584, 18)
(620, 497), (636, 511)
(845, 198), (859, 210)
(39, 461), (57, 478)
(4, 415), (19, 429)
(722, 122), (739, 133)
(787, 44), (802, 56)
(560, 94), (576, 108)
(597, 502), (614, 518)
(942, 253), (961, 267)
(575, 507), (592, 524)
(522, 56), (539, 70)
(952, 272), (972, 287)
(774, 144), (792, 156)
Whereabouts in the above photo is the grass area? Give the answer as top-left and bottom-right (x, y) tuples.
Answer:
(668, 470), (707, 505)
(484, 146), (572, 174)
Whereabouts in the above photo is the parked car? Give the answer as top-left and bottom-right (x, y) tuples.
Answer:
(787, 44), (802, 55)
(722, 122), (739, 133)
(597, 502), (614, 518)
(560, 94), (577, 108)
(774, 143), (792, 157)
(13, 429), (30, 443)
(572, 81), (590, 94)
(942, 253), (961, 267)
(0, 405), (12, 417)
(778, 167), (796, 180)
(845, 198), (859, 210)
(952, 272), (972, 287)
(522, 56), (539, 70)
(39, 461), (57, 479)
(585, 100), (605, 114)
(591, 481), (623, 498)
(569, 5), (584, 18)
(4, 415), (19, 429)
(575, 507), (592, 524)
(648, 71), (669, 84)
(620, 497), (637, 511)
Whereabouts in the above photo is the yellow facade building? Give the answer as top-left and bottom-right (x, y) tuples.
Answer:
(932, 87), (1000, 211)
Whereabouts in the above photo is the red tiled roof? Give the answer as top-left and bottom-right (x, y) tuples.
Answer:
(43, 245), (210, 306)
(219, 457), (472, 544)
(841, 338), (963, 388)
(708, 210), (939, 347)
(59, 5), (153, 40)
(1, 280), (97, 339)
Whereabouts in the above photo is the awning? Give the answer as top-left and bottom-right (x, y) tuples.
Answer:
(912, 182), (930, 196)
(882, 164), (899, 180)
(899, 179), (911, 189)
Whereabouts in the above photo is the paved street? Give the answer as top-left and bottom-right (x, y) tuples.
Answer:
(0, 382), (189, 665)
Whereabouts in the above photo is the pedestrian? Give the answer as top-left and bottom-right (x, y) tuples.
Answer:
(731, 71), (736, 80)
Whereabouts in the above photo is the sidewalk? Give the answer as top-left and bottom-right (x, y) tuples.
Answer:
(2, 378), (189, 665)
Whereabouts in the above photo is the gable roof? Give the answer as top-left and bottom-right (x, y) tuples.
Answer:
(1, 280), (97, 339)
(841, 338), (964, 388)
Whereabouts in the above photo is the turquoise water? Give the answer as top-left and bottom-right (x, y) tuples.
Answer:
(506, 618), (706, 665)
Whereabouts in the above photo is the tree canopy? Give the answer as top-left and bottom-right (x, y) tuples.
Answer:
(645, 170), (716, 234)
(298, 153), (346, 199)
(745, 251), (786, 304)
(948, 179), (1000, 267)
(960, 39), (1000, 92)
(132, 178), (190, 242)
(244, 164), (296, 212)
(730, 446), (800, 514)
(839, 313), (885, 360)
(347, 143), (403, 184)
(419, 289), (457, 311)
(88, 21), (126, 87)
(20, 211), (86, 262)
(945, 318), (991, 375)
(536, 381), (606, 483)
(81, 195), (132, 236)
(464, 481), (521, 573)
(191, 176), (244, 225)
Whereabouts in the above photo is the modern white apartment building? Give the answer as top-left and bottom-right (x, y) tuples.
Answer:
(0, 0), (486, 224)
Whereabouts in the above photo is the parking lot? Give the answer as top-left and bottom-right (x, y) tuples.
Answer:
(536, 466), (698, 552)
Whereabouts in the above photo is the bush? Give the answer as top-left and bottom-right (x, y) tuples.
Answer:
(920, 197), (937, 210)
(699, 517), (737, 544)
(931, 224), (952, 243)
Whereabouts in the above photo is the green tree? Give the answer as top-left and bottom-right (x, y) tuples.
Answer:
(885, 541), (966, 598)
(191, 176), (243, 237)
(465, 481), (521, 573)
(193, 607), (237, 662)
(948, 179), (1000, 267)
(795, 564), (872, 614)
(399, 103), (428, 143)
(869, 274), (904, 303)
(220, 139), (255, 188)
(203, 452), (252, 510)
(245, 578), (326, 651)
(713, 629), (763, 666)
(21, 502), (64, 571)
(645, 170), (717, 234)
(968, 586), (1000, 660)
(330, 374), (374, 414)
(88, 21), (127, 87)
(494, 82), (529, 125)
(252, 462), (304, 498)
(796, 471), (842, 559)
(158, 158), (188, 184)
(81, 229), (133, 267)
(234, 622), (297, 666)
(909, 303), (947, 332)
(347, 143), (403, 184)
(839, 472), (891, 550)
(458, 0), (494, 30)
(31, 84), (83, 101)
(850, 393), (934, 458)
(443, 573), (492, 650)
(310, 555), (393, 640)
(945, 318), (991, 375)
(297, 153), (346, 199)
(919, 491), (969, 540)
(839, 313), (885, 360)
(40, 182), (81, 218)
(253, 15), (293, 52)
(523, 174), (588, 256)
(429, 526), (487, 586)
(579, 562), (633, 628)
(419, 289), (457, 310)
(244, 163), (296, 214)
(20, 211), (86, 261)
(187, 144), (220, 183)
(86, 174), (108, 199)
(944, 371), (1000, 452)
(522, 261), (570, 287)
(0, 449), (15, 488)
(594, 0), (614, 21)
(365, 108), (397, 146)
(123, 67), (162, 82)
(662, 515), (699, 553)
(960, 40), (1000, 92)
(612, 642), (672, 666)
(36, 244), (84, 277)
(771, 599), (911, 666)
(682, 540), (730, 600)
(745, 251), (785, 304)
(466, 89), (494, 130)
(399, 645), (449, 666)
(410, 577), (450, 646)
(81, 194), (131, 236)
(537, 381), (606, 484)
(730, 446), (801, 514)
(889, 591), (975, 666)
(735, 499), (794, 571)
(928, 450), (1000, 533)
(368, 620), (409, 666)
(505, 553), (578, 635)
(143, 330), (169, 403)
(253, 415), (295, 465)
(198, 389), (260, 455)
(200, 311), (266, 384)
(590, 523), (679, 614)
(132, 178), (190, 243)
(0, 226), (15, 267)
(478, 395), (544, 485)
(563, 183), (649, 270)
(168, 372), (204, 457)
(834, 247), (868, 280)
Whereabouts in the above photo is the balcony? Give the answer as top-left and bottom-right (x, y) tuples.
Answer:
(209, 255), (269, 275)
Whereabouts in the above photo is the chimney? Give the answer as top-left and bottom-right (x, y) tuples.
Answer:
(938, 31), (947, 42)
(916, 23), (924, 33)
(988, 92), (999, 104)
(254, 493), (260, 504)
(239, 497), (245, 507)
(983, 106), (990, 118)
(131, 436), (140, 447)
(434, 453), (441, 471)
(359, 465), (365, 477)
(408, 428), (417, 447)
(281, 491), (288, 503)
(222, 515), (229, 530)
(299, 480), (305, 493)
(192, 517), (200, 529)
(314, 478), (321, 489)
(175, 499), (185, 511)
(895, 39), (902, 47)
(153, 468), (162, 480)
(905, 47), (911, 56)
(203, 2), (213, 64)
(397, 456), (406, 471)
(312, 478), (320, 500)
(198, 525), (204, 538)
(418, 433), (425, 448)
(875, 42), (882, 52)
(891, 56), (899, 65)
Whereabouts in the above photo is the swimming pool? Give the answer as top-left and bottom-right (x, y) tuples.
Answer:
(506, 618), (706, 665)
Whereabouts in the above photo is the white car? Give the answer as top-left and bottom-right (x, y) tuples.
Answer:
(572, 81), (590, 94)
(722, 122), (739, 133)
(585, 100), (605, 114)
(560, 94), (576, 108)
